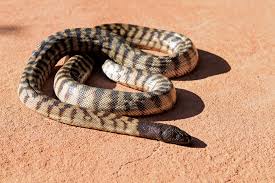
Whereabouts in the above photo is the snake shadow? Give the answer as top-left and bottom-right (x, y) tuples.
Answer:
(139, 49), (230, 122)
(139, 88), (204, 122)
(175, 49), (231, 81)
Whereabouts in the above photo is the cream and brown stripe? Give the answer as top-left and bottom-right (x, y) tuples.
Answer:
(18, 24), (199, 145)
(54, 55), (176, 116)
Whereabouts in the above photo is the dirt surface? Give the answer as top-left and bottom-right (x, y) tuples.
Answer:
(0, 0), (274, 182)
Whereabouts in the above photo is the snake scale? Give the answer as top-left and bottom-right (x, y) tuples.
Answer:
(18, 24), (199, 145)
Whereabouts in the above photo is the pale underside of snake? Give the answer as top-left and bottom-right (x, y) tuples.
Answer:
(18, 24), (199, 145)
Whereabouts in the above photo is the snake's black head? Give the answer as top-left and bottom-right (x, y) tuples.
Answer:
(160, 126), (192, 145)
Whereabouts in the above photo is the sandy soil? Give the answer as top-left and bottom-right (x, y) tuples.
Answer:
(0, 0), (274, 182)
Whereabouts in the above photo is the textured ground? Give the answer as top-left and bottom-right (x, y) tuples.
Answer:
(0, 0), (274, 182)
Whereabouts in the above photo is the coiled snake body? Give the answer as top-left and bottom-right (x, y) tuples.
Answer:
(18, 24), (199, 145)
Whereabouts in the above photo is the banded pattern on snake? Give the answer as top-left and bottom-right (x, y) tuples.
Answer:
(18, 24), (199, 145)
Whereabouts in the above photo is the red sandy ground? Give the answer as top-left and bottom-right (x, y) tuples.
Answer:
(0, 0), (274, 182)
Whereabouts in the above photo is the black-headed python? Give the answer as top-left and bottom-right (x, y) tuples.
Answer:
(18, 24), (199, 145)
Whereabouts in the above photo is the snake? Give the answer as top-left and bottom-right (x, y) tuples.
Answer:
(18, 24), (199, 145)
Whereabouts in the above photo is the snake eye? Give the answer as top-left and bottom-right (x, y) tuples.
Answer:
(176, 133), (182, 140)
